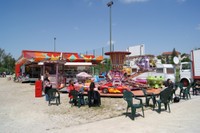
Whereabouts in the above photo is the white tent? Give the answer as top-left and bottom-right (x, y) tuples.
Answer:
(76, 72), (92, 79)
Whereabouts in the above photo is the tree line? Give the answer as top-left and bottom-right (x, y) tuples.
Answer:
(0, 48), (16, 74)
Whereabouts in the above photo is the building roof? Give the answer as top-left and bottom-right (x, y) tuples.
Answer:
(162, 51), (181, 56)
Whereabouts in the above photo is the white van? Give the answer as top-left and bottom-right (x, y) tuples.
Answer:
(133, 64), (176, 82)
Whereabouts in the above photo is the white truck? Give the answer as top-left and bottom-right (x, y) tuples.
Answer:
(180, 49), (200, 86)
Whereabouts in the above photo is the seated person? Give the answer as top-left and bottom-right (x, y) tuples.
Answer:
(164, 79), (174, 89)
(93, 88), (101, 106)
(194, 80), (200, 95)
(87, 80), (101, 107)
(78, 83), (85, 105)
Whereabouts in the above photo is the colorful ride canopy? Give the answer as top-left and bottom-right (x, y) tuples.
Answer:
(16, 50), (103, 65)
(15, 50), (103, 77)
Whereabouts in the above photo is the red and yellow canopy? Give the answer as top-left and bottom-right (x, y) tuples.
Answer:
(15, 50), (103, 76)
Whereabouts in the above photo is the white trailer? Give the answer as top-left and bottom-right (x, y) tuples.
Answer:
(180, 49), (200, 86)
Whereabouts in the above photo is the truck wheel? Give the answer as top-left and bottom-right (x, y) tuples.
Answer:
(181, 79), (189, 87)
(102, 88), (108, 94)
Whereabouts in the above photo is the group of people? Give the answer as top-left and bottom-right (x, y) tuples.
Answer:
(68, 79), (101, 107)
(43, 75), (101, 107)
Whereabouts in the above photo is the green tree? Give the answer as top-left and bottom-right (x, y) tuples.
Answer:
(0, 48), (16, 74)
(170, 48), (178, 64)
(181, 53), (191, 62)
(157, 55), (165, 64)
(93, 58), (111, 75)
(0, 48), (5, 67)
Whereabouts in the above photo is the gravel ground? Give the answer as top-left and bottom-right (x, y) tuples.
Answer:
(0, 77), (151, 132)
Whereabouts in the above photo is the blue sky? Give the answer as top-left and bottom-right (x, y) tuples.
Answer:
(0, 0), (200, 59)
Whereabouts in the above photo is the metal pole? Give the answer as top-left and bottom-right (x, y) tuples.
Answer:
(107, 1), (113, 52)
(109, 6), (112, 52)
(93, 49), (95, 56)
(54, 37), (56, 52)
(102, 47), (104, 57)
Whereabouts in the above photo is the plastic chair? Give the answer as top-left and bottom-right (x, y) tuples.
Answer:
(141, 88), (155, 108)
(179, 83), (191, 100)
(87, 90), (101, 107)
(178, 83), (185, 99)
(192, 82), (200, 96)
(183, 85), (191, 99)
(70, 90), (81, 108)
(47, 89), (60, 106)
(155, 88), (172, 113)
(123, 90), (144, 120)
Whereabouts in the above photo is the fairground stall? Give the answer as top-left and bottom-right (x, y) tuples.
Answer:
(15, 50), (103, 88)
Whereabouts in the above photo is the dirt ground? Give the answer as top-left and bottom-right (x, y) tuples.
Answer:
(1, 77), (200, 133)
(0, 77), (145, 132)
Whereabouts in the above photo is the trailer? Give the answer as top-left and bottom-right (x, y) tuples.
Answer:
(180, 49), (200, 86)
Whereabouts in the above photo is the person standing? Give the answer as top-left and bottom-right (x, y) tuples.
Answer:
(44, 77), (52, 101)
(88, 79), (95, 107)
(68, 80), (75, 103)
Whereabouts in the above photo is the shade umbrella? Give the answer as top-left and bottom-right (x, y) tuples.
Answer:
(76, 72), (92, 79)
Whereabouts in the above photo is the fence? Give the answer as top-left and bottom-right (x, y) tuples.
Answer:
(80, 44), (114, 57)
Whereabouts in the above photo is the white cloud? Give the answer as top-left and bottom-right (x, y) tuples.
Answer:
(120, 0), (149, 4)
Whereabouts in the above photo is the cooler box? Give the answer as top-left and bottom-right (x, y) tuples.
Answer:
(35, 80), (42, 97)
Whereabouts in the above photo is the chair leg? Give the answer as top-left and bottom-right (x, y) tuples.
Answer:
(48, 99), (51, 106)
(189, 93), (191, 99)
(142, 106), (145, 118)
(131, 107), (136, 120)
(146, 98), (150, 106)
(164, 103), (167, 110)
(168, 103), (171, 113)
(56, 98), (58, 106)
(126, 107), (129, 117)
(58, 97), (60, 104)
(152, 98), (156, 110)
(77, 99), (81, 108)
(158, 102), (161, 113)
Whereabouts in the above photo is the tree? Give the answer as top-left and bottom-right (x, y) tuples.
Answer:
(93, 58), (111, 75)
(0, 48), (16, 74)
(181, 53), (190, 62)
(157, 55), (165, 64)
(171, 48), (178, 64)
(0, 48), (5, 67)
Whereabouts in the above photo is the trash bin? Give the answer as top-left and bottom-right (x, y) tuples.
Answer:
(35, 80), (42, 97)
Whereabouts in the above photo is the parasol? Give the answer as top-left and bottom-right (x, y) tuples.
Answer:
(76, 72), (92, 79)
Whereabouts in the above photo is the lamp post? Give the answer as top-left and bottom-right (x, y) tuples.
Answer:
(107, 1), (113, 52)
(54, 37), (56, 52)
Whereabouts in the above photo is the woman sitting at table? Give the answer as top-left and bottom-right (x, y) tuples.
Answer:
(164, 79), (174, 89)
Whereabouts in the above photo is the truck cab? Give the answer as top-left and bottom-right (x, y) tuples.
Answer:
(179, 49), (200, 86)
(180, 62), (192, 86)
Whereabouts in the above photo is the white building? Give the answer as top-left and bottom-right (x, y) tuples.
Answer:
(126, 44), (145, 69)
(126, 44), (145, 56)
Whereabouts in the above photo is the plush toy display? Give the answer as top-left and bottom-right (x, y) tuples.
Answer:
(147, 76), (164, 88)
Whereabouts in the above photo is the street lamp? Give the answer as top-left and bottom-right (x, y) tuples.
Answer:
(107, 1), (114, 52)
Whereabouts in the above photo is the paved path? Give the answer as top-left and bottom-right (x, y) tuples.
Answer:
(61, 96), (200, 133)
